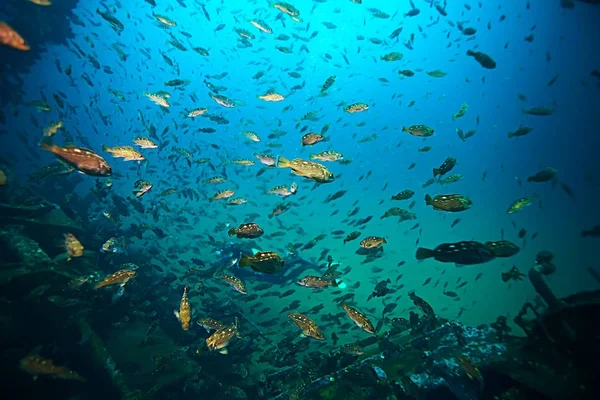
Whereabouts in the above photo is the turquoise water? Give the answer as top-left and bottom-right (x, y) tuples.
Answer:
(1, 0), (600, 394)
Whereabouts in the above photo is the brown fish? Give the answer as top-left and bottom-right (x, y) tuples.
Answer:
(228, 222), (264, 239)
(174, 285), (191, 331)
(425, 194), (472, 212)
(102, 145), (145, 161)
(277, 156), (334, 183)
(94, 269), (136, 289)
(20, 355), (85, 382)
(301, 132), (325, 146)
(402, 125), (434, 137)
(209, 189), (235, 202)
(206, 318), (239, 354)
(297, 275), (339, 289)
(288, 312), (325, 340)
(40, 139), (112, 177)
(239, 251), (285, 274)
(220, 274), (247, 294)
(342, 303), (375, 334)
(342, 344), (364, 355)
(197, 318), (225, 332)
(360, 236), (387, 249)
(133, 137), (158, 149)
(0, 22), (30, 51)
(457, 355), (484, 389)
(64, 233), (84, 261)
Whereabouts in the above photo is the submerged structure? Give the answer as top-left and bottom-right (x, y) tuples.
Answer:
(0, 178), (598, 399)
(1, 0), (599, 399)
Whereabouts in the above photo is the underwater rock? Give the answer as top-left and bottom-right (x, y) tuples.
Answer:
(0, 224), (51, 266)
(0, 0), (81, 107)
(221, 385), (248, 399)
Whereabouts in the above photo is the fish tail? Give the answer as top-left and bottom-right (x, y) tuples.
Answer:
(239, 253), (251, 267)
(415, 247), (435, 260)
(102, 144), (110, 152)
(308, 154), (316, 160)
(433, 168), (440, 177)
(227, 228), (237, 237)
(277, 156), (291, 168)
(39, 137), (55, 152)
(425, 194), (433, 205)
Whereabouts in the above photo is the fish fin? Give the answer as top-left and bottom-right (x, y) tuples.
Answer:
(219, 349), (228, 355)
(39, 137), (55, 151)
(174, 310), (180, 321)
(239, 253), (251, 268)
(277, 156), (291, 168)
(111, 286), (125, 304)
(424, 194), (433, 205)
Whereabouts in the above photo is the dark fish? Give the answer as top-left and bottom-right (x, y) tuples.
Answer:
(425, 194), (472, 212)
(466, 49), (496, 69)
(527, 167), (557, 183)
(433, 157), (456, 177)
(581, 225), (600, 238)
(392, 189), (415, 200)
(324, 190), (347, 203)
(344, 231), (361, 244)
(416, 241), (495, 265)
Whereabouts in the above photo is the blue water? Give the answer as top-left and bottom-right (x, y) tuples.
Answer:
(1, 0), (599, 374)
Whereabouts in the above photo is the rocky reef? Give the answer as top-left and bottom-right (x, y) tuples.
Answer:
(0, 0), (80, 107)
